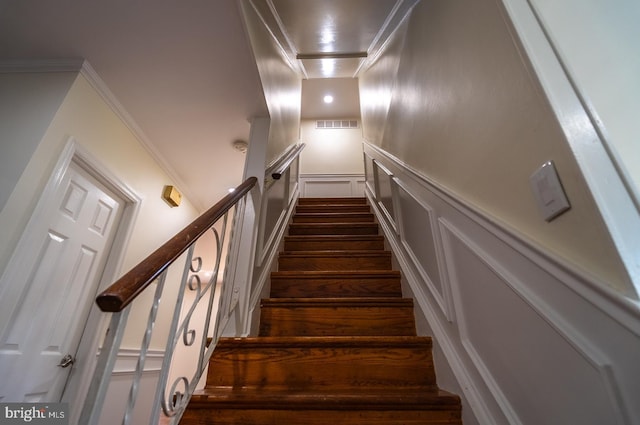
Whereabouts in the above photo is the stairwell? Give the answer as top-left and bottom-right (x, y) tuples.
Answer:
(182, 197), (462, 424)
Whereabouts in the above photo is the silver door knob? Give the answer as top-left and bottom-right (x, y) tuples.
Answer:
(58, 354), (75, 368)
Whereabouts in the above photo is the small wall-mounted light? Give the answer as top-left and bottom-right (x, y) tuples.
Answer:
(162, 185), (182, 207)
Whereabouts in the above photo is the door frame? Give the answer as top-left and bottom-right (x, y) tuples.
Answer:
(0, 137), (141, 419)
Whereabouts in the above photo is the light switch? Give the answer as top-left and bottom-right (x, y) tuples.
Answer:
(529, 161), (570, 221)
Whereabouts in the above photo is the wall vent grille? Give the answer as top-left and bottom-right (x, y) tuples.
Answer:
(316, 120), (359, 129)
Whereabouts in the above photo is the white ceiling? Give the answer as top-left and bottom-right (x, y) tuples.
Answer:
(0, 0), (412, 210)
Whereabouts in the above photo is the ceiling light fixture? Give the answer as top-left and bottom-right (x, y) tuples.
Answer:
(323, 94), (334, 104)
(232, 140), (248, 154)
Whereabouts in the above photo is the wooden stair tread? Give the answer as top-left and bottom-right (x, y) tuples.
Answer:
(298, 197), (367, 204)
(289, 223), (378, 227)
(284, 235), (384, 241)
(182, 196), (462, 424)
(271, 270), (401, 278)
(278, 250), (392, 271)
(296, 204), (371, 213)
(293, 211), (375, 215)
(292, 212), (375, 223)
(284, 235), (384, 248)
(189, 388), (461, 408)
(261, 297), (413, 307)
(279, 250), (391, 257)
(259, 298), (416, 336)
(288, 222), (379, 235)
(215, 335), (430, 347)
(270, 270), (403, 298)
(207, 336), (436, 391)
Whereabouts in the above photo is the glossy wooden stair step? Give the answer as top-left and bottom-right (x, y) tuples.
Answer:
(284, 235), (385, 251)
(296, 203), (371, 213)
(278, 250), (392, 271)
(182, 194), (463, 424)
(288, 222), (379, 235)
(259, 298), (416, 336)
(184, 389), (462, 425)
(270, 270), (402, 298)
(292, 212), (375, 223)
(297, 197), (367, 205)
(205, 336), (437, 391)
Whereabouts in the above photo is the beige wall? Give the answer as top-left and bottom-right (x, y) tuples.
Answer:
(0, 73), (200, 348)
(528, 0), (640, 203)
(241, 0), (301, 165)
(299, 120), (364, 175)
(359, 0), (630, 290)
(0, 72), (77, 211)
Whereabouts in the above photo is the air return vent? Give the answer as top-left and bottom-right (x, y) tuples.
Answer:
(316, 120), (359, 129)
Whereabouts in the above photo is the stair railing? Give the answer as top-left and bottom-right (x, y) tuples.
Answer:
(79, 177), (258, 425)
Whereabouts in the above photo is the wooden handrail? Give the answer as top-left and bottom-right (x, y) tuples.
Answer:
(96, 177), (258, 313)
(266, 143), (305, 180)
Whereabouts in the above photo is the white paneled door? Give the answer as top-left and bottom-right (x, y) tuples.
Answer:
(0, 161), (124, 402)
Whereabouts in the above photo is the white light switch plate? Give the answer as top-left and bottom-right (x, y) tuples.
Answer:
(529, 161), (570, 221)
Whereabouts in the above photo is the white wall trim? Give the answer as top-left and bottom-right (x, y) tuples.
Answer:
(364, 142), (640, 424)
(249, 187), (298, 315)
(243, 0), (305, 77)
(104, 348), (165, 376)
(440, 218), (630, 425)
(364, 141), (640, 330)
(299, 173), (365, 198)
(394, 177), (453, 321)
(77, 61), (199, 211)
(255, 179), (288, 267)
(356, 0), (419, 77)
(0, 58), (199, 211)
(372, 161), (398, 234)
(499, 0), (640, 295)
(365, 186), (500, 425)
(0, 58), (85, 73)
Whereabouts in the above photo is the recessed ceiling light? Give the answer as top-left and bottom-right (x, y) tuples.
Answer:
(228, 188), (236, 193)
(323, 95), (334, 104)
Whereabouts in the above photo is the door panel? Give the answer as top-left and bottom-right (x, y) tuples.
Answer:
(0, 161), (124, 402)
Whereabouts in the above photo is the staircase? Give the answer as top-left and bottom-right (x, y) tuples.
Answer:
(182, 197), (462, 424)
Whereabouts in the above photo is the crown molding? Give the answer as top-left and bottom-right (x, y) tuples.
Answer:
(0, 58), (85, 73)
(77, 61), (200, 210)
(0, 58), (200, 210)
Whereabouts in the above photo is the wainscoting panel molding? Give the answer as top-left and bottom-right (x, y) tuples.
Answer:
(299, 174), (365, 198)
(441, 219), (625, 425)
(364, 153), (376, 196)
(256, 176), (288, 266)
(395, 179), (452, 320)
(372, 161), (397, 233)
(98, 349), (164, 425)
(362, 141), (640, 425)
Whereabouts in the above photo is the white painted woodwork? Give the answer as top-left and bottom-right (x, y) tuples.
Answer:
(0, 161), (124, 402)
(365, 143), (640, 425)
(358, 0), (633, 295)
(96, 349), (164, 425)
(523, 0), (640, 204)
(299, 174), (365, 198)
(240, 0), (302, 166)
(498, 0), (640, 295)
